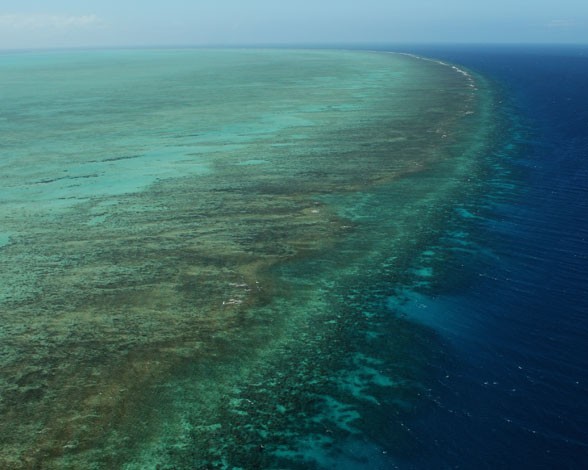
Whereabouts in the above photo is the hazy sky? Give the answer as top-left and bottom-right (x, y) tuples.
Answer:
(1, 0), (586, 50)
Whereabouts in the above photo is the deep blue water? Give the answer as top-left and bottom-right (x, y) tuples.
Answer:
(377, 45), (588, 468)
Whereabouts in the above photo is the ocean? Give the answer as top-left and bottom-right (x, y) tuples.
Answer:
(378, 44), (588, 469)
(0, 45), (587, 468)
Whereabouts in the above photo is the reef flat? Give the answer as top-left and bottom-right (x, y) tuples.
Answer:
(0, 49), (493, 468)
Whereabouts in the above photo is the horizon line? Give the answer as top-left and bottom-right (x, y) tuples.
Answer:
(1, 41), (587, 54)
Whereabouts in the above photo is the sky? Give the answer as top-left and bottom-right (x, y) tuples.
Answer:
(0, 0), (587, 50)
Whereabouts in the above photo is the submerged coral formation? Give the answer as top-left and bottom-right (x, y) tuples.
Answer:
(0, 49), (493, 468)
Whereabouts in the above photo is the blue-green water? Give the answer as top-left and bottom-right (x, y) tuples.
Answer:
(0, 49), (495, 468)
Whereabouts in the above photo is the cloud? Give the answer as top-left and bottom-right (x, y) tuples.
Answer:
(547, 19), (574, 30)
(0, 13), (103, 31)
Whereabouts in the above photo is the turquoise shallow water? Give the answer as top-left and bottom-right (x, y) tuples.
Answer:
(0, 49), (494, 468)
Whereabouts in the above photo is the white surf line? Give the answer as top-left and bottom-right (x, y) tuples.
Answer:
(370, 50), (478, 90)
(395, 52), (478, 89)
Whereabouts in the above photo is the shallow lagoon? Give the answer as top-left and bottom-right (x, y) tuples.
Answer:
(0, 49), (493, 468)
